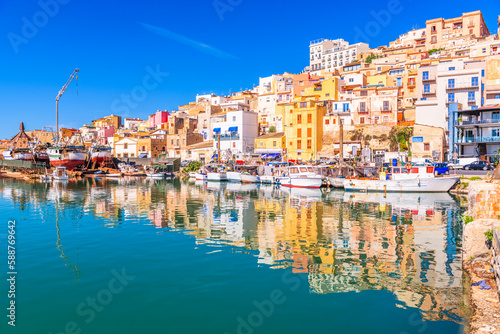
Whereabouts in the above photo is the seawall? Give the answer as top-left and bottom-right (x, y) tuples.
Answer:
(463, 180), (500, 333)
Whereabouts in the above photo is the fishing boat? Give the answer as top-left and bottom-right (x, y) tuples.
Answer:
(227, 165), (260, 183)
(47, 146), (87, 170)
(146, 165), (174, 179)
(343, 165), (460, 193)
(194, 172), (207, 181)
(206, 165), (227, 182)
(89, 146), (112, 165)
(52, 166), (69, 181)
(2, 148), (34, 161)
(279, 166), (324, 189)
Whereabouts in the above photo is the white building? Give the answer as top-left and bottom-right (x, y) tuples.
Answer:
(309, 38), (370, 76)
(256, 75), (281, 134)
(195, 93), (228, 105)
(114, 137), (138, 158)
(211, 110), (258, 158)
(415, 59), (486, 132)
(123, 118), (143, 130)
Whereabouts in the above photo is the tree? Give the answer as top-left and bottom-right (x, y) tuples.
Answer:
(268, 126), (276, 133)
(388, 126), (413, 151)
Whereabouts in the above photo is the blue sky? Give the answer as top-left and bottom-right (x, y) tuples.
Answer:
(0, 0), (498, 139)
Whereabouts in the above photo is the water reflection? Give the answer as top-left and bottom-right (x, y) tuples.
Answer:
(0, 178), (465, 323)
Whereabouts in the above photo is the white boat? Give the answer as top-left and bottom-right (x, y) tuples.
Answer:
(279, 166), (324, 189)
(343, 165), (460, 192)
(259, 175), (274, 184)
(52, 166), (69, 181)
(104, 173), (123, 177)
(206, 165), (227, 182)
(194, 172), (207, 181)
(226, 171), (242, 182)
(227, 165), (260, 183)
(39, 174), (52, 182)
(207, 171), (227, 181)
(2, 148), (34, 161)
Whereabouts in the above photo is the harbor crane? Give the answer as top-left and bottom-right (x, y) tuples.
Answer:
(55, 68), (79, 141)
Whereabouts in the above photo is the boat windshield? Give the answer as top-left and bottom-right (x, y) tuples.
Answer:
(290, 167), (299, 174)
(307, 167), (314, 173)
(299, 167), (308, 173)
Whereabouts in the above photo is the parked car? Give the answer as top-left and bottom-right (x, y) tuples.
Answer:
(447, 158), (479, 170)
(432, 163), (449, 175)
(463, 160), (494, 171)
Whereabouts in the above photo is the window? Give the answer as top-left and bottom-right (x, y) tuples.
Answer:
(142, 146), (146, 151)
(472, 77), (478, 87)
(482, 69), (485, 77)
(360, 90), (367, 96)
(360, 102), (366, 112)
(325, 119), (330, 125)
(349, 78), (354, 82)
(297, 128), (301, 137)
(360, 117), (365, 124)
(233, 116), (236, 122)
(448, 79), (455, 88)
(493, 112), (499, 121)
(124, 153), (128, 158)
(307, 128), (312, 137)
(177, 139), (179, 146)
(448, 93), (455, 103)
(423, 71), (429, 80)
(307, 140), (312, 149)
(273, 141), (277, 147)
(297, 114), (302, 123)
(431, 26), (436, 32)
(492, 129), (499, 137)
(449, 67), (455, 71)
(383, 101), (390, 111)
(397, 77), (402, 87)
(233, 142), (236, 148)
(299, 102), (307, 108)
(424, 84), (430, 93)
(171, 139), (174, 145)
(259, 141), (263, 147)
(424, 143), (430, 151)
(297, 140), (301, 149)
(131, 153), (135, 157)
(333, 119), (336, 124)
(495, 95), (500, 99)
(117, 154), (121, 157)
(307, 114), (312, 123)
(343, 103), (349, 112)
(468, 92), (475, 102)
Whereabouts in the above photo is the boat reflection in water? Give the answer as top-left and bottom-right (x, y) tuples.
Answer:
(0, 178), (466, 331)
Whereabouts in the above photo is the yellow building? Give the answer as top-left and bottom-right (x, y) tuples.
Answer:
(303, 77), (339, 101)
(254, 132), (286, 158)
(283, 96), (326, 162)
(92, 114), (122, 129)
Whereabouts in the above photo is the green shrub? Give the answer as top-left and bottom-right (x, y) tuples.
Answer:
(485, 229), (494, 242)
(462, 215), (473, 224)
(469, 176), (482, 181)
(182, 161), (203, 173)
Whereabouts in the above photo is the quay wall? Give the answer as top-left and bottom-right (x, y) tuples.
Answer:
(463, 180), (500, 333)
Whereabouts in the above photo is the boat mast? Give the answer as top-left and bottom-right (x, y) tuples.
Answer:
(55, 68), (79, 143)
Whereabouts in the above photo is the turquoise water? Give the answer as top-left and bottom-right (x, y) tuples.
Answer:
(0, 178), (466, 334)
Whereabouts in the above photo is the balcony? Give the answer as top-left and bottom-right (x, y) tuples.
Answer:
(457, 136), (475, 143)
(446, 84), (479, 92)
(422, 75), (436, 82)
(422, 88), (436, 95)
(476, 136), (500, 143)
(357, 108), (369, 114)
(455, 118), (500, 126)
(380, 108), (392, 113)
(213, 133), (240, 140)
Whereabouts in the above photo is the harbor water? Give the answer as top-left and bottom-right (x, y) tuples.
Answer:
(0, 177), (467, 334)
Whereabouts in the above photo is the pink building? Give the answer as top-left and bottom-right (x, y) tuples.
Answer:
(97, 125), (116, 145)
(149, 110), (169, 129)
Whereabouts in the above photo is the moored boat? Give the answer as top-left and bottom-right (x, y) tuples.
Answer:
(90, 146), (112, 165)
(47, 146), (87, 170)
(343, 165), (460, 192)
(2, 148), (34, 161)
(52, 166), (69, 181)
(279, 166), (324, 189)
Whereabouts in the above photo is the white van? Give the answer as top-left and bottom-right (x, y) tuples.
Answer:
(447, 158), (479, 170)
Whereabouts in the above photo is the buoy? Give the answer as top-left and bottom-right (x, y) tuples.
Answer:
(405, 163), (412, 170)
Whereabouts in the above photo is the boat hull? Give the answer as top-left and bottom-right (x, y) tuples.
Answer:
(226, 171), (242, 182)
(343, 176), (460, 192)
(207, 172), (227, 182)
(194, 173), (207, 181)
(91, 151), (112, 163)
(48, 151), (87, 170)
(240, 174), (260, 183)
(280, 177), (324, 189)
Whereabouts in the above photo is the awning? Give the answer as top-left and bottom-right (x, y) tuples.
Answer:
(213, 128), (221, 133)
(138, 153), (148, 158)
(211, 153), (218, 159)
(228, 126), (238, 132)
(268, 153), (281, 158)
(260, 153), (268, 159)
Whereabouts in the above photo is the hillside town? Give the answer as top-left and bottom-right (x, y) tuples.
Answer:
(2, 11), (500, 168)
